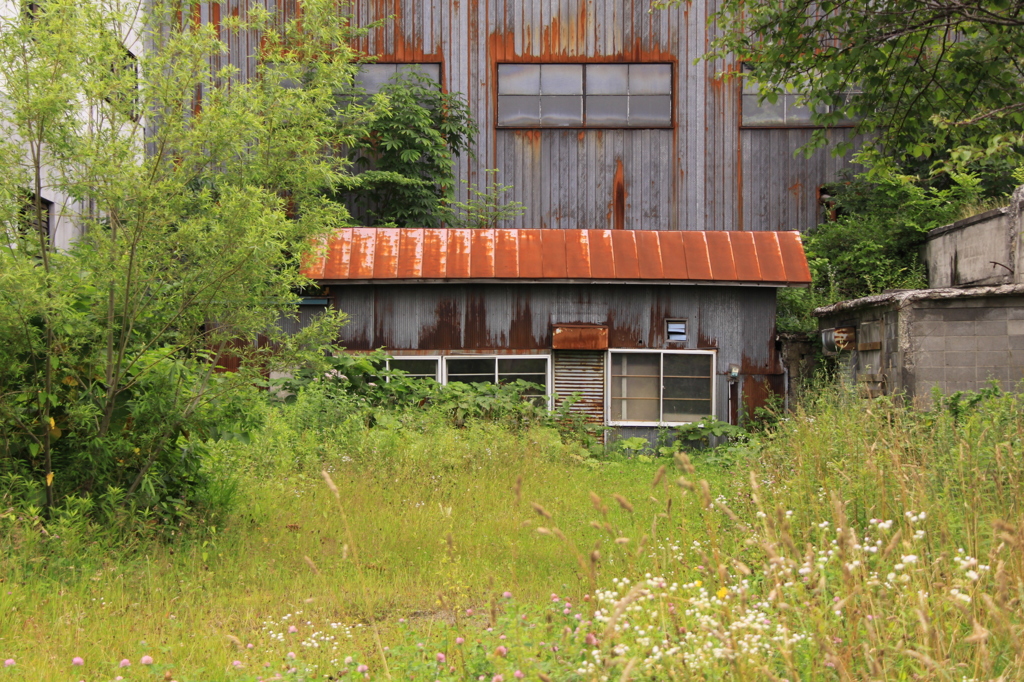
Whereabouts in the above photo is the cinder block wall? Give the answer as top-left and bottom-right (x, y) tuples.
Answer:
(908, 296), (1024, 401)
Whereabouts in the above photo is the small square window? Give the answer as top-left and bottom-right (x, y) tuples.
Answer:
(666, 320), (687, 342)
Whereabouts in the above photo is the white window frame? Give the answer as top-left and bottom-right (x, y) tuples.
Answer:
(442, 354), (551, 390)
(606, 349), (716, 426)
(385, 355), (442, 382)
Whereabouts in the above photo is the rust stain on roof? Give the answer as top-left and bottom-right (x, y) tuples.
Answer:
(305, 228), (812, 285)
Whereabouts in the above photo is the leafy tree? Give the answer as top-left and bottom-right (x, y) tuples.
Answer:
(337, 71), (478, 227)
(0, 0), (362, 516)
(692, 0), (1024, 192)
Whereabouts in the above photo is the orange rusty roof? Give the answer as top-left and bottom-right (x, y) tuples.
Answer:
(304, 228), (812, 286)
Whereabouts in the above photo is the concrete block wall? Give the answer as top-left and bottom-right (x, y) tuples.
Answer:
(908, 297), (1024, 399)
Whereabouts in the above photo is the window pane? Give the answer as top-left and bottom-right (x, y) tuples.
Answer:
(499, 374), (547, 388)
(784, 94), (813, 124)
(498, 64), (540, 94)
(662, 400), (712, 423)
(498, 358), (547, 374)
(447, 358), (495, 376)
(663, 353), (712, 377)
(396, 63), (440, 81)
(540, 95), (583, 126)
(611, 353), (659, 376)
(610, 376), (659, 400)
(628, 95), (672, 126)
(742, 93), (785, 125)
(498, 95), (541, 126)
(448, 375), (495, 385)
(541, 64), (583, 94)
(390, 359), (438, 378)
(356, 64), (397, 93)
(612, 398), (660, 422)
(586, 64), (628, 95)
(629, 64), (671, 95)
(586, 95), (629, 125)
(664, 377), (712, 400)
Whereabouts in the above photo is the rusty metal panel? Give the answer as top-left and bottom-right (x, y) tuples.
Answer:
(518, 229), (545, 277)
(307, 228), (813, 284)
(373, 228), (400, 279)
(777, 231), (813, 283)
(552, 324), (609, 350)
(659, 230), (688, 279)
(729, 231), (762, 281)
(635, 230), (664, 280)
(541, 229), (567, 277)
(680, 231), (713, 280)
(421, 228), (448, 278)
(397, 228), (424, 278)
(564, 229), (592, 278)
(706, 231), (737, 281)
(750, 231), (787, 282)
(553, 350), (605, 423)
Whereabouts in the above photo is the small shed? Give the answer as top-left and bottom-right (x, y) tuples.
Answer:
(300, 227), (812, 432)
(816, 191), (1024, 404)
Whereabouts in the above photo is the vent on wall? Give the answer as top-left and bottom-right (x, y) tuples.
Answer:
(553, 351), (605, 423)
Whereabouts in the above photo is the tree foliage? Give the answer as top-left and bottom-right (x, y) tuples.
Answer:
(698, 0), (1024, 190)
(0, 0), (361, 516)
(337, 72), (478, 227)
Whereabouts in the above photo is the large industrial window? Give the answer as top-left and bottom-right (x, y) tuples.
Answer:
(355, 63), (442, 94)
(741, 79), (858, 127)
(497, 63), (672, 128)
(608, 350), (715, 424)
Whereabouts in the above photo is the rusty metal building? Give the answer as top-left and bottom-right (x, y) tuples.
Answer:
(197, 0), (850, 429)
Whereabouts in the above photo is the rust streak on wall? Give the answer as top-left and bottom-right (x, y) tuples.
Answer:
(612, 158), (626, 231)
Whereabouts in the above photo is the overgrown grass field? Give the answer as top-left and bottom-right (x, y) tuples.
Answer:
(2, 386), (1023, 681)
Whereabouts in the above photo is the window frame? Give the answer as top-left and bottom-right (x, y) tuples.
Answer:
(606, 349), (716, 426)
(385, 356), (442, 382)
(495, 62), (674, 130)
(442, 354), (551, 395)
(739, 75), (859, 130)
(354, 62), (444, 95)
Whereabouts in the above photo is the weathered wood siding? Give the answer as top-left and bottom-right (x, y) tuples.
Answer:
(197, 0), (859, 232)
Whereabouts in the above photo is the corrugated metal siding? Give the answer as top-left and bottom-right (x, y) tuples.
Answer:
(553, 350), (604, 422)
(197, 0), (860, 233)
(330, 282), (779, 419)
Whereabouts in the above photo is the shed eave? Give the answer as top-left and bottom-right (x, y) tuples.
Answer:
(313, 278), (808, 287)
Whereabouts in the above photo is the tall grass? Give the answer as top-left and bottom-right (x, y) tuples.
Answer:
(0, 386), (1021, 680)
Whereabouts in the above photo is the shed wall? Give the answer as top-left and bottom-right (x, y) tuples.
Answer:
(327, 282), (780, 419)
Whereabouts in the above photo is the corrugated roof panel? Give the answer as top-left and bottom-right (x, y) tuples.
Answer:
(397, 228), (424, 278)
(705, 231), (737, 281)
(778, 231), (813, 283)
(306, 227), (812, 285)
(750, 231), (787, 282)
(610, 230), (639, 279)
(589, 229), (616, 278)
(373, 228), (400, 279)
(494, 229), (520, 277)
(679, 231), (713, 280)
(348, 228), (377, 279)
(658, 230), (688, 279)
(728, 231), (761, 282)
(518, 229), (544, 277)
(564, 230), (592, 278)
(447, 229), (472, 278)
(541, 229), (567, 278)
(470, 229), (496, 278)
(634, 230), (664, 280)
(421, 229), (447, 278)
